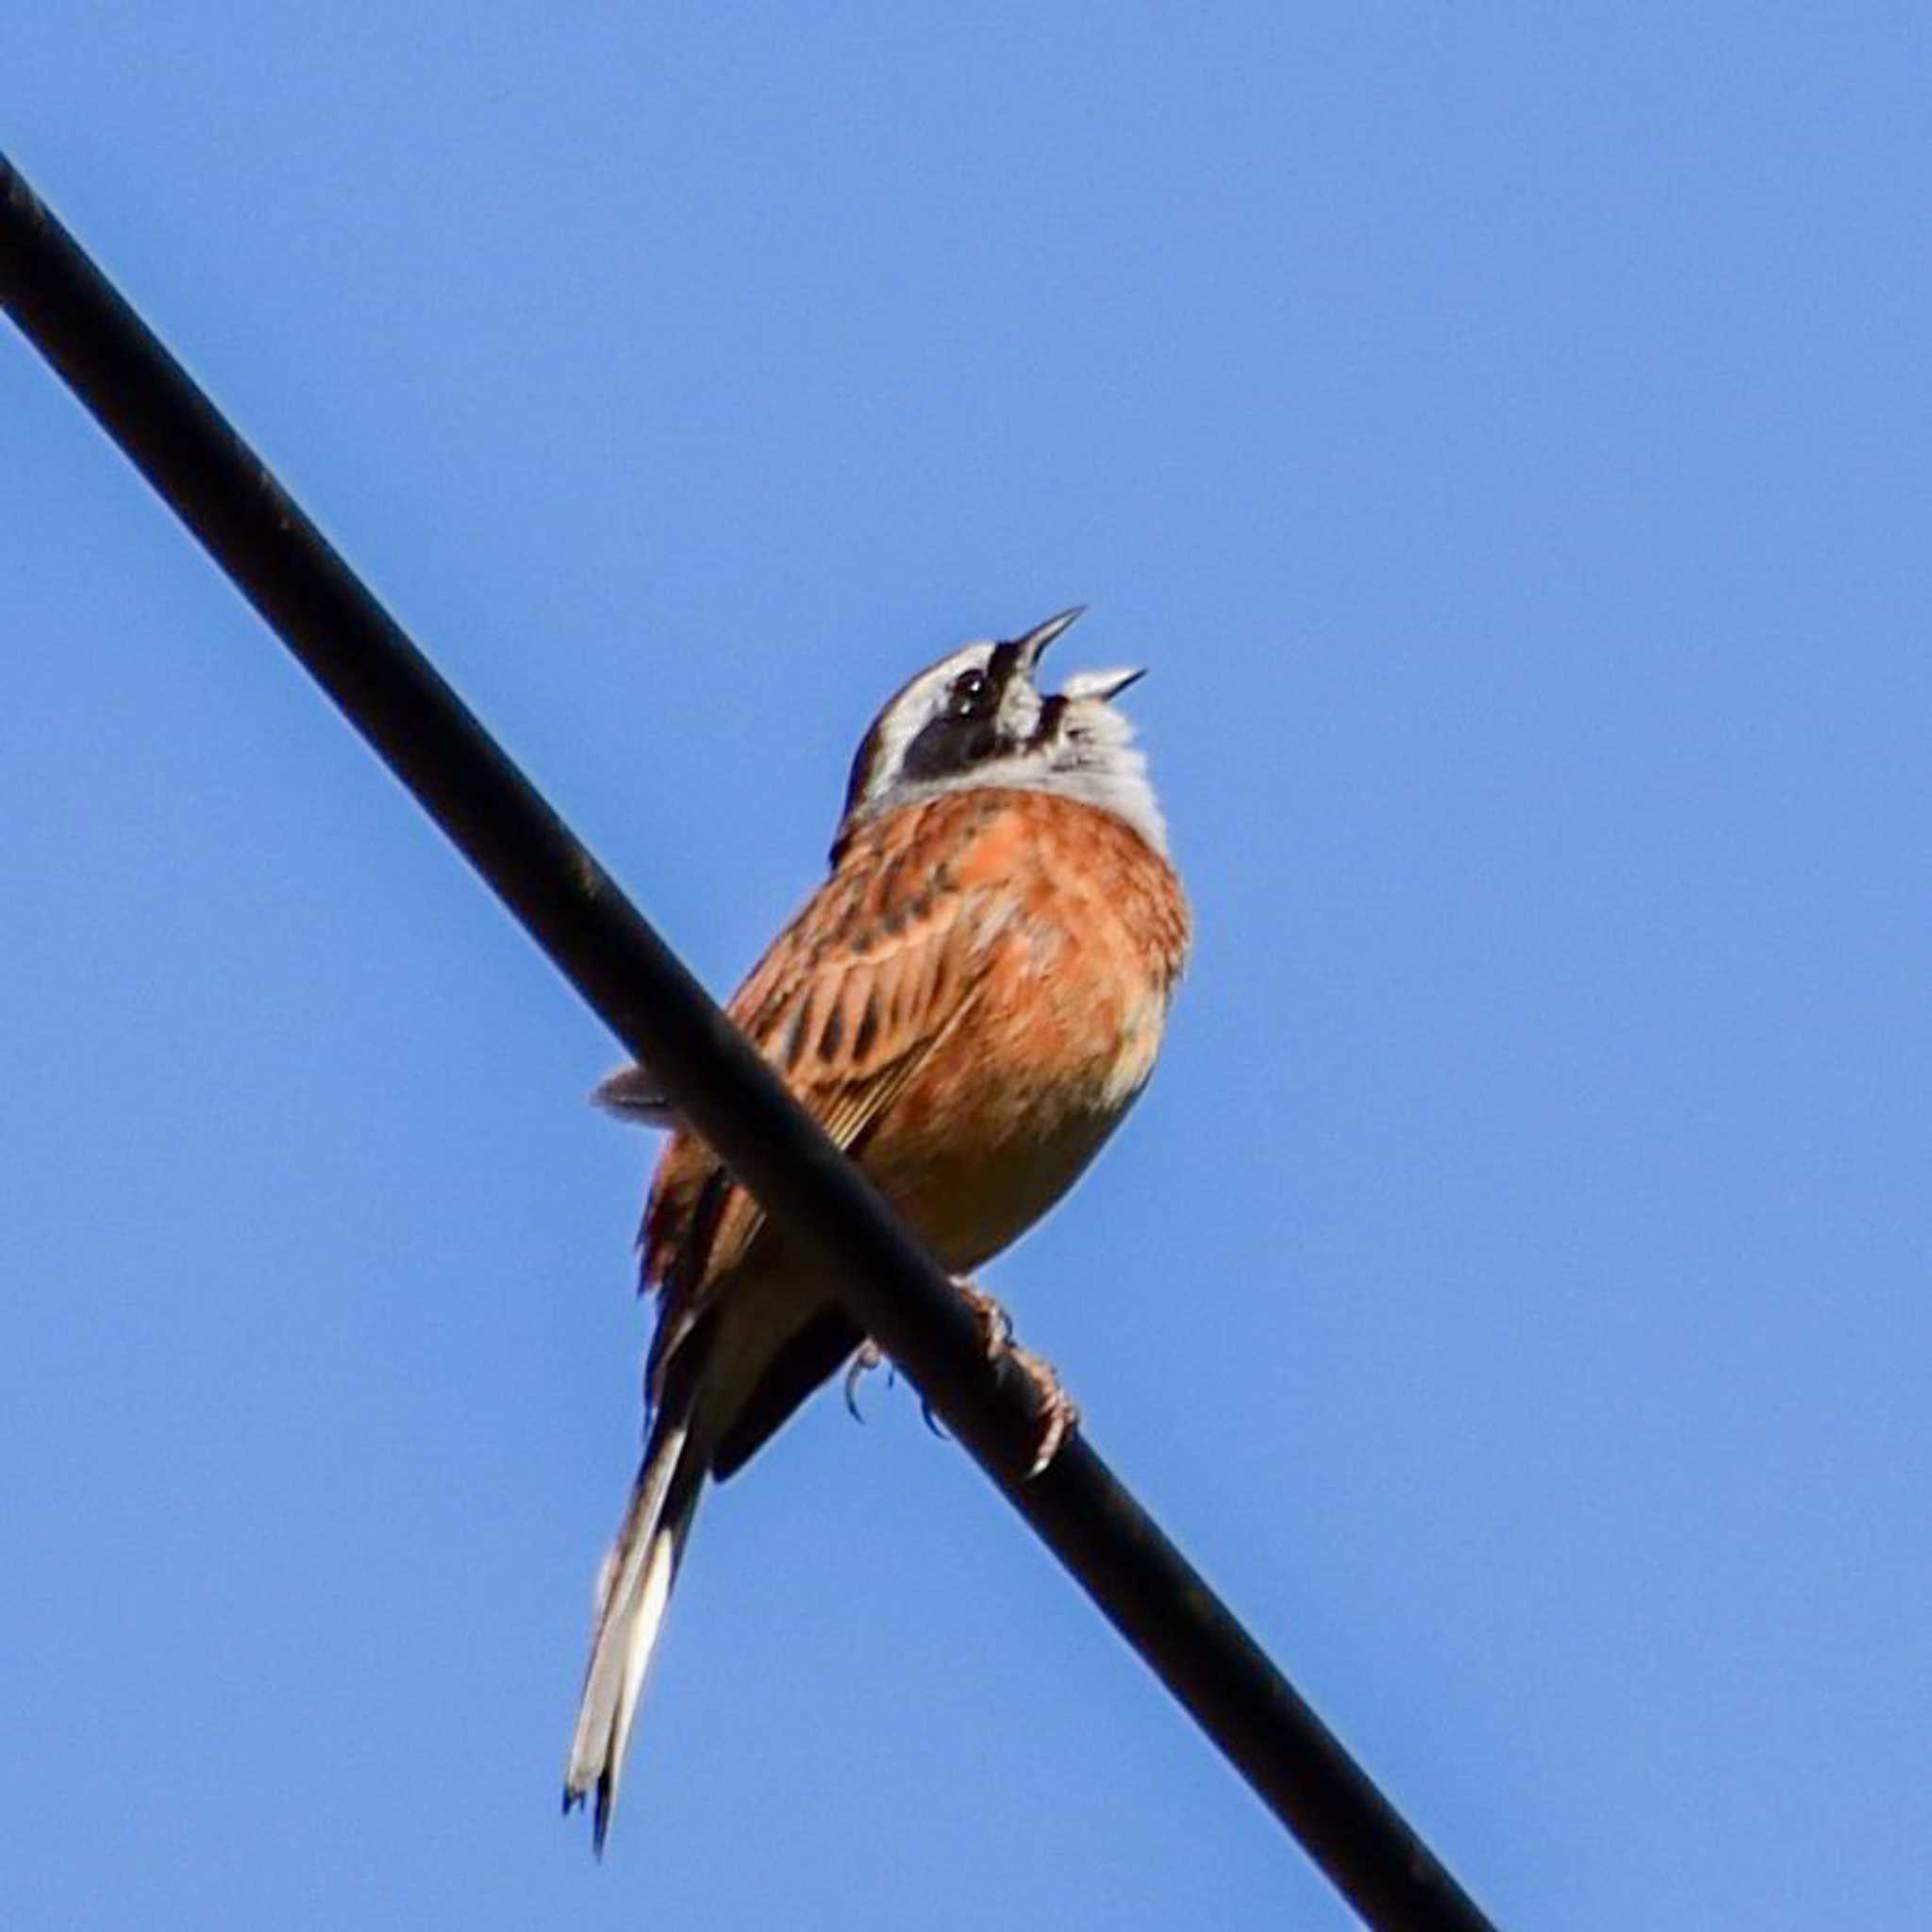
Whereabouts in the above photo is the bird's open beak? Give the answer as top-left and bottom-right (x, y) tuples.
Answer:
(1013, 605), (1087, 674)
(1058, 665), (1147, 703)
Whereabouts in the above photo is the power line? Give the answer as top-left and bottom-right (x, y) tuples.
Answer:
(1, 151), (1499, 1932)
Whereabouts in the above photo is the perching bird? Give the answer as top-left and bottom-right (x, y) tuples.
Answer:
(563, 608), (1190, 1849)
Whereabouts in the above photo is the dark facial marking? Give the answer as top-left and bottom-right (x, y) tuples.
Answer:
(835, 637), (1036, 860)
(900, 649), (1021, 786)
(1031, 693), (1068, 747)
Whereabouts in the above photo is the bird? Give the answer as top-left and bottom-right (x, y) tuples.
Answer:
(562, 607), (1191, 1850)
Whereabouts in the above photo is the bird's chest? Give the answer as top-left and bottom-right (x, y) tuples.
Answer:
(865, 863), (1181, 1269)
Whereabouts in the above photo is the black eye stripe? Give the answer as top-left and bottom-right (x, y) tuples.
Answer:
(899, 709), (999, 785)
(834, 638), (1043, 861)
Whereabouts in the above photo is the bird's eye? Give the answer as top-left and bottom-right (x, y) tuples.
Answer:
(949, 668), (990, 711)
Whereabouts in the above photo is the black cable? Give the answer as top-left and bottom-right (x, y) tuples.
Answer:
(1, 151), (1500, 1932)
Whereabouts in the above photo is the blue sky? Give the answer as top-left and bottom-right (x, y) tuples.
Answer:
(4, 7), (1928, 1927)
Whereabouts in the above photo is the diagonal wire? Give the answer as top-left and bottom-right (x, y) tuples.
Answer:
(1, 151), (1500, 1932)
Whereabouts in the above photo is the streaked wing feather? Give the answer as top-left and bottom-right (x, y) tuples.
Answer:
(639, 815), (994, 1394)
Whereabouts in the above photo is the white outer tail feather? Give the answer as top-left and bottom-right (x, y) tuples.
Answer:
(564, 1412), (704, 1852)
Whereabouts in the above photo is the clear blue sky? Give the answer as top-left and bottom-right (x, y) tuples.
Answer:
(4, 8), (1927, 1927)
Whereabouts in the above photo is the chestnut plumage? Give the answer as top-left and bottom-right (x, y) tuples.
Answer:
(564, 609), (1189, 1849)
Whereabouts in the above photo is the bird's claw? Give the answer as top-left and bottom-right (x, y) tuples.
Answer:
(955, 1278), (1015, 1358)
(845, 1284), (1079, 1475)
(843, 1341), (886, 1421)
(1005, 1341), (1080, 1477)
(954, 1279), (1078, 1477)
(847, 1344), (942, 1438)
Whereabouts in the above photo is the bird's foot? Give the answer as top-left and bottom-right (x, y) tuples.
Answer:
(844, 1283), (1080, 1474)
(901, 1278), (1013, 1440)
(954, 1278), (1080, 1478)
(955, 1278), (1015, 1358)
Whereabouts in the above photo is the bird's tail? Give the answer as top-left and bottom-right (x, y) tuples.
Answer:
(563, 1395), (708, 1852)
